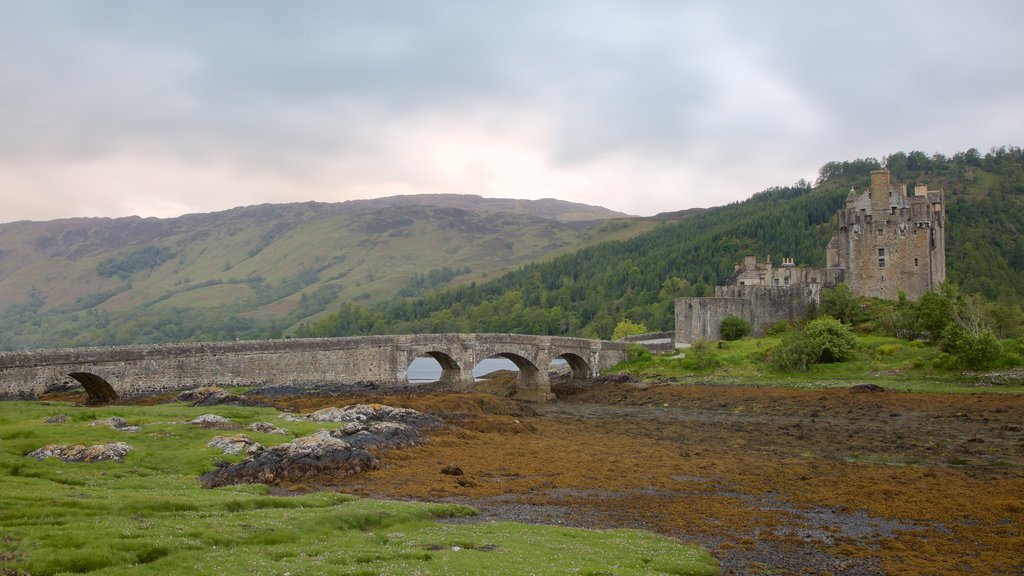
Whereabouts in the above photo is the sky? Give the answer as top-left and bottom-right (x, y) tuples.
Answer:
(1, 1), (1022, 223)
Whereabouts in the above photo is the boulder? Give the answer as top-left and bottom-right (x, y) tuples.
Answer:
(43, 415), (67, 424)
(177, 386), (266, 407)
(190, 414), (232, 426)
(208, 434), (263, 455)
(249, 422), (290, 435)
(29, 442), (132, 463)
(89, 416), (142, 432)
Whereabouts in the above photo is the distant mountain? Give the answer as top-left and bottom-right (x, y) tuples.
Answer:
(0, 196), (662, 349)
(344, 194), (630, 222)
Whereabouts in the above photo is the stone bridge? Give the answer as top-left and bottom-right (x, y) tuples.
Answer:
(0, 334), (627, 403)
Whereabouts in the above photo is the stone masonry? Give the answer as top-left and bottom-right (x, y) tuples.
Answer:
(0, 333), (625, 403)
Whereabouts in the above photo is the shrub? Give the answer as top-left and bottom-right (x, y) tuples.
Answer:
(765, 321), (790, 336)
(719, 316), (752, 341)
(613, 320), (649, 341)
(820, 283), (860, 325)
(768, 331), (821, 372)
(625, 343), (652, 362)
(768, 316), (857, 371)
(940, 325), (1002, 370)
(804, 316), (857, 363)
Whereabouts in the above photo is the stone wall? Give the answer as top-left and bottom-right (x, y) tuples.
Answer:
(675, 285), (819, 344)
(0, 334), (626, 403)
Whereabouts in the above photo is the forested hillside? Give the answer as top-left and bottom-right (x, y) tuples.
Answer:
(299, 147), (1024, 340)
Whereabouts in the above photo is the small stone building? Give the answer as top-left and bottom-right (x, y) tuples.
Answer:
(675, 170), (945, 343)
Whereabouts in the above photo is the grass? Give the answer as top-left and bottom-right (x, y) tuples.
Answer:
(615, 335), (1024, 395)
(0, 401), (718, 576)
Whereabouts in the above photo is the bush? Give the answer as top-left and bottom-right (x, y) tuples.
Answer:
(613, 320), (649, 341)
(941, 325), (1002, 370)
(625, 343), (652, 362)
(804, 316), (857, 363)
(768, 331), (821, 372)
(719, 316), (752, 341)
(765, 321), (790, 336)
(768, 316), (857, 371)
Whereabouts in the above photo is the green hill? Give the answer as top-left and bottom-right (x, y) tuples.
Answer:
(298, 146), (1024, 340)
(0, 197), (658, 349)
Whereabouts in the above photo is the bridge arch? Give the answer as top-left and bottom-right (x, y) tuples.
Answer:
(408, 351), (465, 386)
(483, 351), (545, 392)
(68, 372), (118, 404)
(552, 352), (592, 382)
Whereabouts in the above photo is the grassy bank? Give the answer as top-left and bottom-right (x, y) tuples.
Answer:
(613, 335), (1024, 394)
(0, 401), (718, 576)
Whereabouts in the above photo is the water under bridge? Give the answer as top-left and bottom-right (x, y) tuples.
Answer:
(0, 333), (627, 403)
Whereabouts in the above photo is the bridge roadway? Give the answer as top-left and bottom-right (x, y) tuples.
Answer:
(0, 333), (627, 403)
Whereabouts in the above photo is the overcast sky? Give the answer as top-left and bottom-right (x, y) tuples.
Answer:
(1, 1), (1022, 223)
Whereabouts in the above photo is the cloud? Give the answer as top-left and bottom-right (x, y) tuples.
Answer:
(0, 1), (1022, 222)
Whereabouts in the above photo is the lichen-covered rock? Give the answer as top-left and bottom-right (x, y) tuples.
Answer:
(43, 414), (67, 424)
(249, 422), (289, 435)
(200, 404), (443, 488)
(29, 442), (132, 463)
(89, 416), (142, 432)
(190, 414), (231, 426)
(90, 416), (128, 428)
(306, 404), (441, 429)
(208, 434), (263, 455)
(176, 386), (266, 407)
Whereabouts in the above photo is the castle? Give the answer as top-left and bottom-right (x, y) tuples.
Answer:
(675, 170), (945, 343)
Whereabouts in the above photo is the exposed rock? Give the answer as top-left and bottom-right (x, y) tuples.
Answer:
(190, 413), (231, 425)
(90, 416), (128, 428)
(200, 429), (375, 488)
(89, 416), (142, 432)
(43, 414), (67, 424)
(29, 442), (132, 463)
(176, 386), (267, 407)
(208, 434), (264, 455)
(200, 404), (443, 488)
(306, 404), (441, 428)
(249, 422), (289, 435)
(850, 384), (886, 393)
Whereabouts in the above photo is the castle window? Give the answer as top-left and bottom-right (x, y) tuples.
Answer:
(914, 258), (919, 267)
(877, 228), (883, 236)
(773, 278), (779, 286)
(878, 248), (885, 257)
(784, 277), (790, 285)
(878, 258), (885, 268)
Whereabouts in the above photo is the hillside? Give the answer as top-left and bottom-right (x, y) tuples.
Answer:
(298, 147), (1024, 340)
(0, 196), (660, 349)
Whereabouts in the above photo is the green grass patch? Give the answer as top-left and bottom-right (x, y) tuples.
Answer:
(613, 335), (1024, 394)
(0, 401), (718, 575)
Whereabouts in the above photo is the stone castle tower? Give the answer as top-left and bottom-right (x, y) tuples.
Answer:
(675, 169), (946, 343)
(826, 169), (945, 300)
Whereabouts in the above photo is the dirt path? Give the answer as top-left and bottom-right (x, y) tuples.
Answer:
(265, 382), (1024, 575)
